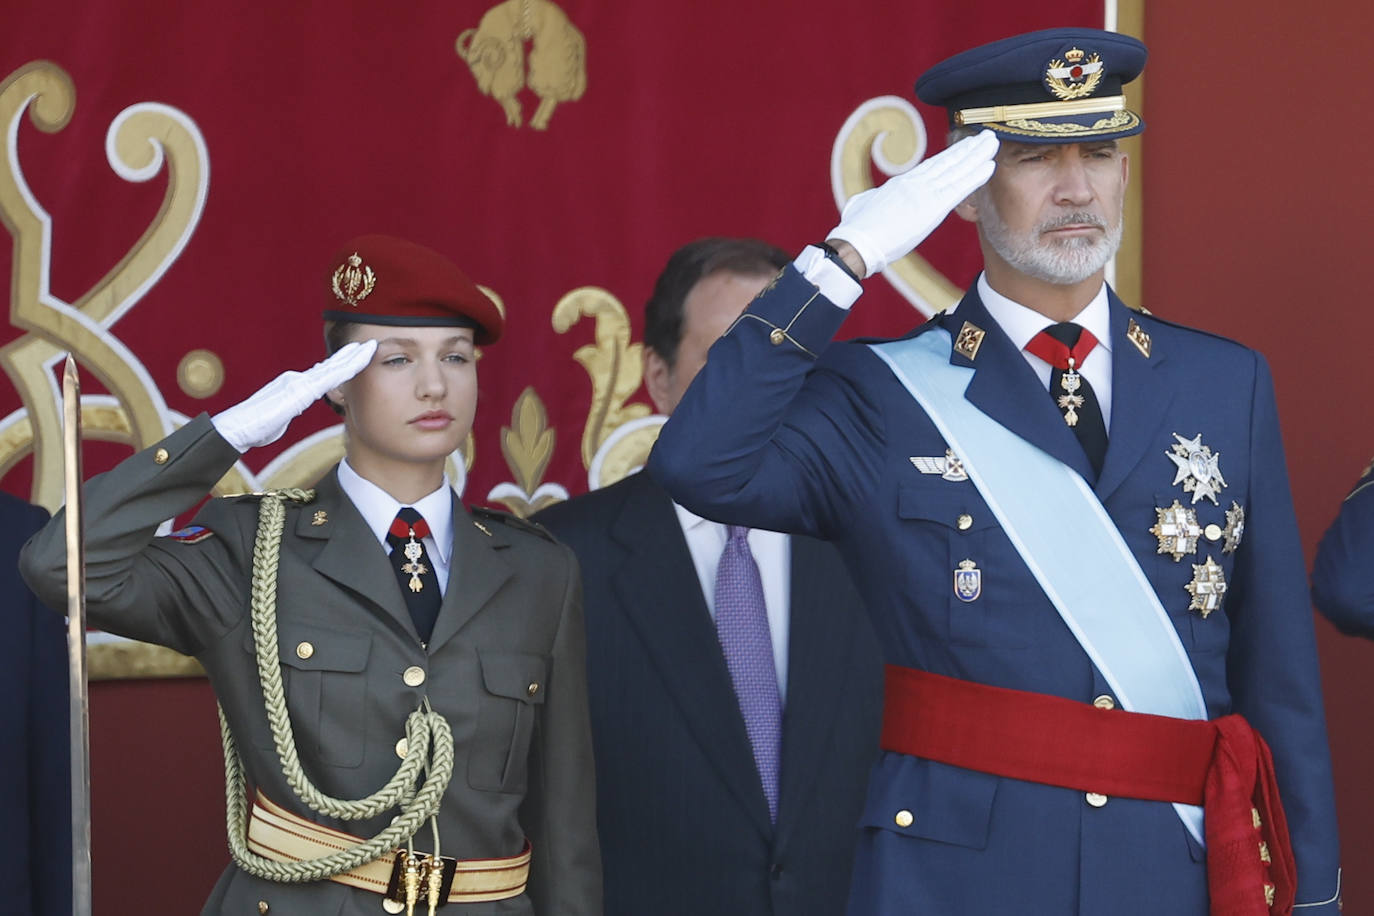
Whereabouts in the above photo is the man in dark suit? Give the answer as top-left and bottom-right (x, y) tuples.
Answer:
(0, 491), (70, 916)
(535, 237), (883, 916)
(650, 30), (1341, 916)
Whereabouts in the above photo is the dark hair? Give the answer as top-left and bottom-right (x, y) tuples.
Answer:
(643, 237), (789, 368)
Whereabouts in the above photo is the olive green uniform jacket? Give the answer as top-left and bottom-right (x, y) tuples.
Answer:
(20, 414), (602, 916)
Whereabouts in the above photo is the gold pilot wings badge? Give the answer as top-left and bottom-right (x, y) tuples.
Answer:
(911, 448), (969, 482)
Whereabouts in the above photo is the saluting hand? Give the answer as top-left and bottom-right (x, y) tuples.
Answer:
(828, 130), (999, 279)
(212, 339), (378, 452)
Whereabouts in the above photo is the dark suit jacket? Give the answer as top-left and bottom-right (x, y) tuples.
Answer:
(0, 491), (70, 916)
(535, 471), (882, 916)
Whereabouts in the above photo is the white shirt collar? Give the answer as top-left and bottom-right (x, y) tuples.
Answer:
(672, 500), (713, 533)
(976, 272), (1112, 355)
(336, 459), (454, 564)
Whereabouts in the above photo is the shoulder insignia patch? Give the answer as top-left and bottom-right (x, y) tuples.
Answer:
(1127, 318), (1152, 358)
(471, 506), (555, 542)
(165, 525), (215, 544)
(953, 321), (986, 360)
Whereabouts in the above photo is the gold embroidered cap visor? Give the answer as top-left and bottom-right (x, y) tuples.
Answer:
(915, 27), (1146, 144)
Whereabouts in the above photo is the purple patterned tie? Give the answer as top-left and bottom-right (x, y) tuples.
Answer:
(714, 525), (782, 821)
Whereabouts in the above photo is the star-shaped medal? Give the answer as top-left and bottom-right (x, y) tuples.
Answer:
(1185, 556), (1227, 618)
(1150, 500), (1202, 561)
(1166, 433), (1227, 506)
(1223, 501), (1245, 554)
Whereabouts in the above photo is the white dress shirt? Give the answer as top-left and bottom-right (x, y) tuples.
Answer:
(672, 502), (791, 700)
(337, 459), (454, 595)
(794, 252), (1115, 430)
(977, 273), (1114, 429)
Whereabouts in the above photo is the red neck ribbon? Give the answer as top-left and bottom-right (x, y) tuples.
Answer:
(388, 514), (432, 540)
(1025, 327), (1100, 371)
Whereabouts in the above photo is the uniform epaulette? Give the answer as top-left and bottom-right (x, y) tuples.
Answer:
(216, 488), (315, 502)
(1127, 308), (1249, 352)
(850, 309), (947, 347)
(471, 505), (556, 542)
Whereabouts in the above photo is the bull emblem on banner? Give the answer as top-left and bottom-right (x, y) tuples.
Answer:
(456, 0), (588, 130)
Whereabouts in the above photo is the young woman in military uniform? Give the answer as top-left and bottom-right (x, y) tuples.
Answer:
(21, 235), (601, 916)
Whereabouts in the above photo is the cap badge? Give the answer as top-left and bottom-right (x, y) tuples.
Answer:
(331, 252), (377, 307)
(1045, 48), (1104, 101)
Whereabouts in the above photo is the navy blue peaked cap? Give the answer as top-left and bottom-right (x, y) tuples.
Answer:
(916, 28), (1146, 144)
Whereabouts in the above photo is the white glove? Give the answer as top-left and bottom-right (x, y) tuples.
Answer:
(212, 339), (378, 452)
(829, 130), (1000, 278)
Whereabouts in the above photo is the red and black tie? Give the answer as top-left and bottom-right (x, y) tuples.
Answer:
(386, 507), (441, 642)
(1025, 322), (1108, 478)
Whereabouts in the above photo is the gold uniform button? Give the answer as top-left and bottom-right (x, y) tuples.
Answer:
(527, 682), (540, 697)
(402, 666), (426, 687)
(769, 328), (786, 345)
(1085, 792), (1108, 807)
(153, 447), (170, 465)
(956, 514), (973, 531)
(383, 900), (406, 914)
(257, 902), (269, 915)
(894, 809), (914, 828)
(295, 642), (314, 660)
(1205, 523), (1223, 541)
(1092, 695), (1115, 710)
(395, 738), (409, 759)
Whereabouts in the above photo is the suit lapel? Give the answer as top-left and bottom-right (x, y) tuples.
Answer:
(1095, 293), (1173, 502)
(773, 535), (852, 846)
(425, 495), (515, 653)
(610, 475), (774, 839)
(942, 293), (1097, 482)
(303, 469), (415, 637)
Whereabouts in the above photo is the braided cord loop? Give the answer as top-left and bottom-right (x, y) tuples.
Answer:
(220, 489), (456, 883)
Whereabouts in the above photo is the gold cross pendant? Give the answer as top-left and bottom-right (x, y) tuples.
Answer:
(402, 534), (427, 592)
(1057, 393), (1084, 426)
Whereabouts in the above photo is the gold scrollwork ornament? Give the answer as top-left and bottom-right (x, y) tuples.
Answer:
(551, 286), (653, 486)
(1, 60), (209, 509)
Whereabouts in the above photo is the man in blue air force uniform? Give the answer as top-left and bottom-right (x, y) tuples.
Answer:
(649, 28), (1341, 916)
(1312, 458), (1374, 638)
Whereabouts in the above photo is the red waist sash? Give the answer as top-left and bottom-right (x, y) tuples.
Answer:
(881, 665), (1296, 916)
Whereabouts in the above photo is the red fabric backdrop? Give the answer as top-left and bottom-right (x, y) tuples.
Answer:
(5, 3), (1218, 912)
(3, 1), (1098, 509)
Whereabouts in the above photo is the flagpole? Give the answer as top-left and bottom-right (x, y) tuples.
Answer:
(62, 355), (92, 916)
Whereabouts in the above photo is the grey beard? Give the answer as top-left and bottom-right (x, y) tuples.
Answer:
(981, 206), (1123, 285)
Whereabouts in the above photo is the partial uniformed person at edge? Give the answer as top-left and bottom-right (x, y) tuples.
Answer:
(20, 235), (602, 915)
(648, 27), (1342, 916)
(1312, 455), (1374, 639)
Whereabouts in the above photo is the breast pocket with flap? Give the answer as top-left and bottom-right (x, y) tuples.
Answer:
(467, 650), (549, 794)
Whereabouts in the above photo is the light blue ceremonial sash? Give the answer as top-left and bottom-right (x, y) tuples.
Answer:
(871, 330), (1207, 844)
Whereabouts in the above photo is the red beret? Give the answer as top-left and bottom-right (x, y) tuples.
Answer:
(322, 234), (504, 344)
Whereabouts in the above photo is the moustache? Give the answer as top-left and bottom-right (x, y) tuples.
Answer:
(1038, 212), (1107, 232)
